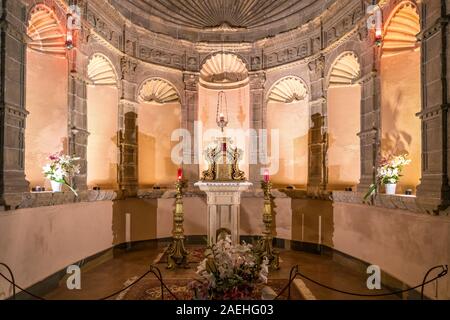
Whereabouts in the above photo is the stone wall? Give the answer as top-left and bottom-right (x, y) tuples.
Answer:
(333, 200), (450, 299)
(1, 0), (447, 213)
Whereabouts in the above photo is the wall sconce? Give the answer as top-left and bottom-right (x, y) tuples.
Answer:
(70, 126), (79, 156)
(367, 4), (383, 46)
(65, 23), (74, 50)
(66, 3), (81, 50)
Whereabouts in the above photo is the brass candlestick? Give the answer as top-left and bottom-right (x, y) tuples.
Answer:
(167, 179), (189, 269)
(256, 180), (280, 270)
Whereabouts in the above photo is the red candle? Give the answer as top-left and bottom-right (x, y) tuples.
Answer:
(222, 142), (227, 152)
(177, 168), (183, 181)
(264, 169), (270, 183)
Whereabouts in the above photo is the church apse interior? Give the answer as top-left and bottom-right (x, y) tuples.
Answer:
(0, 0), (449, 302)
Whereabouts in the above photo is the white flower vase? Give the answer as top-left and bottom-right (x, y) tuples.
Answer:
(385, 183), (397, 195)
(51, 180), (63, 192)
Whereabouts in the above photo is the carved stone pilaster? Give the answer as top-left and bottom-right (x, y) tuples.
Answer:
(357, 72), (381, 191)
(182, 72), (200, 186)
(0, 0), (30, 208)
(307, 55), (327, 194)
(248, 71), (266, 185)
(68, 70), (89, 192)
(118, 99), (138, 195)
(415, 1), (450, 211)
(308, 102), (327, 194)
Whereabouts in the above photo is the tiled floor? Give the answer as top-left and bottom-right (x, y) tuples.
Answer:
(44, 245), (398, 300)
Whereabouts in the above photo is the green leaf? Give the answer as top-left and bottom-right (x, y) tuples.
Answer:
(363, 184), (377, 201)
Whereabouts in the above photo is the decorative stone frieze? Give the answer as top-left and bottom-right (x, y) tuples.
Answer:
(332, 191), (449, 216)
(12, 190), (118, 210)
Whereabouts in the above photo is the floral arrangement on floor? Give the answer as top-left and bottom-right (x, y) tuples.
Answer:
(189, 236), (269, 300)
(364, 154), (411, 199)
(43, 153), (81, 196)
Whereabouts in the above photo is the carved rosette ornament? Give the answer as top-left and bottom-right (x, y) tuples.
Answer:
(120, 56), (138, 81)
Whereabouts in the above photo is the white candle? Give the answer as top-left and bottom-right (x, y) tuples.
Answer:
(126, 213), (131, 245)
(318, 215), (322, 246)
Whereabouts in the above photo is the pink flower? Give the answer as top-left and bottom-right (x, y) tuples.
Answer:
(49, 153), (61, 161)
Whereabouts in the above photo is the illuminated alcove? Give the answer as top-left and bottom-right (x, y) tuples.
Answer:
(86, 54), (119, 189)
(326, 52), (361, 190)
(25, 4), (68, 188)
(266, 76), (309, 188)
(380, 1), (421, 193)
(198, 53), (250, 177)
(137, 78), (181, 187)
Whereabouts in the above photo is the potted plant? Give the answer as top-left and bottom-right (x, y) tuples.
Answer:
(189, 236), (269, 300)
(43, 153), (81, 196)
(365, 154), (411, 199)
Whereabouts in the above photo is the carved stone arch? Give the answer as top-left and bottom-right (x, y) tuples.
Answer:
(200, 51), (250, 70)
(382, 1), (420, 57)
(83, 36), (123, 82)
(87, 53), (119, 86)
(26, 3), (67, 55)
(135, 66), (186, 105)
(137, 78), (181, 104)
(327, 51), (361, 88)
(200, 52), (249, 89)
(266, 76), (309, 103)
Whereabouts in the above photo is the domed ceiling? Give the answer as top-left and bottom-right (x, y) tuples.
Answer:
(110, 0), (336, 42)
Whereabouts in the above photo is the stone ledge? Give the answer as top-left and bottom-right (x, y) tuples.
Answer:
(332, 191), (449, 216)
(280, 189), (332, 200)
(138, 187), (294, 199)
(2, 190), (118, 211)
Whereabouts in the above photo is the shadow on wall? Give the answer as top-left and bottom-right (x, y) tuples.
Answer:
(138, 132), (156, 188)
(25, 49), (69, 188)
(112, 198), (158, 245)
(87, 133), (119, 190)
(268, 100), (309, 189)
(290, 198), (334, 248)
(327, 133), (360, 191)
(86, 85), (119, 190)
(380, 50), (421, 193)
(138, 131), (179, 188)
(138, 102), (181, 188)
(381, 92), (412, 156)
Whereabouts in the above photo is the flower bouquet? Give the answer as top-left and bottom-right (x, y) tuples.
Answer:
(43, 153), (81, 196)
(364, 154), (411, 199)
(189, 236), (269, 300)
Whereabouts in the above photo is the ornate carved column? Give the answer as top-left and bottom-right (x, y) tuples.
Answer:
(0, 0), (30, 207)
(416, 0), (450, 210)
(67, 43), (89, 191)
(357, 72), (381, 191)
(118, 57), (139, 195)
(307, 56), (327, 194)
(248, 71), (266, 185)
(182, 72), (200, 186)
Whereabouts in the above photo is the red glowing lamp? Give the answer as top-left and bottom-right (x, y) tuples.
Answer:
(264, 169), (270, 183)
(177, 168), (183, 181)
